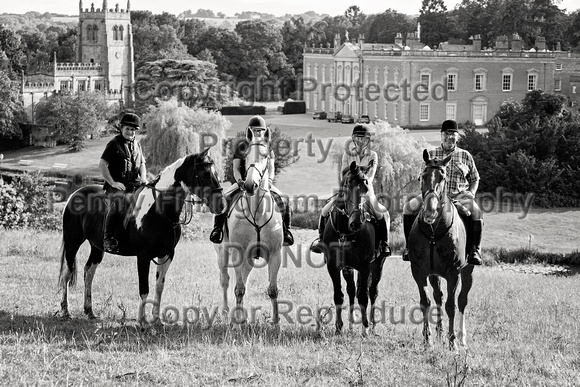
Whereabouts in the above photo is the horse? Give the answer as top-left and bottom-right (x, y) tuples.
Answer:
(58, 148), (225, 326)
(215, 126), (283, 325)
(408, 149), (475, 349)
(322, 160), (387, 335)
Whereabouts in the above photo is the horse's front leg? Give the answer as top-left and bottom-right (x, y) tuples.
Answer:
(232, 255), (252, 324)
(457, 265), (475, 346)
(327, 254), (344, 334)
(83, 247), (104, 319)
(136, 255), (151, 327)
(217, 245), (231, 320)
(356, 269), (371, 336)
(267, 250), (281, 325)
(342, 268), (356, 332)
(151, 254), (173, 326)
(411, 265), (431, 346)
(428, 275), (444, 341)
(369, 255), (386, 334)
(445, 274), (460, 350)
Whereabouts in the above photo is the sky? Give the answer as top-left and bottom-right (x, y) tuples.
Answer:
(3, 0), (579, 18)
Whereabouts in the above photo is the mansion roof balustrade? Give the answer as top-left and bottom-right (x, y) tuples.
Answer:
(304, 47), (577, 59)
(56, 62), (103, 71)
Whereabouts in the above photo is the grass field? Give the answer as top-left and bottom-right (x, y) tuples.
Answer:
(0, 218), (579, 385)
(1, 114), (579, 385)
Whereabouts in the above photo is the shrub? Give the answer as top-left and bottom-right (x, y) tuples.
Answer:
(0, 180), (29, 228)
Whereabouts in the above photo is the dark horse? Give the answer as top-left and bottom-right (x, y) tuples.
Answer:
(322, 160), (387, 335)
(58, 148), (225, 325)
(408, 149), (475, 348)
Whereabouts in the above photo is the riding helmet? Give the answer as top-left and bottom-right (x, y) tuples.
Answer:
(247, 115), (267, 129)
(119, 112), (141, 129)
(441, 119), (458, 132)
(352, 124), (371, 137)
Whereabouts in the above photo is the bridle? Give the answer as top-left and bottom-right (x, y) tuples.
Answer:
(330, 170), (369, 239)
(421, 165), (448, 212)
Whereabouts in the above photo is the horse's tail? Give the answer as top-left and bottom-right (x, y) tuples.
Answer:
(58, 200), (81, 288)
(58, 239), (77, 288)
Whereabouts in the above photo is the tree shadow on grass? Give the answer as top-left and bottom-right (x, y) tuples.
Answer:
(0, 309), (327, 351)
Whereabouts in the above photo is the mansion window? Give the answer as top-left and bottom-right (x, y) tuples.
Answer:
(113, 25), (124, 41)
(446, 103), (457, 121)
(502, 74), (512, 91)
(447, 74), (457, 91)
(528, 74), (537, 91)
(555, 79), (562, 91)
(419, 103), (430, 121)
(87, 24), (98, 42)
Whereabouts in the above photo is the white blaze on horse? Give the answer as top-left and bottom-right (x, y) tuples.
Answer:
(214, 126), (283, 324)
(58, 148), (224, 326)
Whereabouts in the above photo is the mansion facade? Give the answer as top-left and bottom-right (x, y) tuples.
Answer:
(303, 33), (580, 127)
(21, 0), (135, 122)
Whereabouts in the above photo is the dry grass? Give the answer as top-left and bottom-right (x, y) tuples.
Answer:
(0, 222), (579, 385)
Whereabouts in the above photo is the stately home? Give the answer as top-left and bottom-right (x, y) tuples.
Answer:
(303, 32), (580, 127)
(21, 0), (135, 122)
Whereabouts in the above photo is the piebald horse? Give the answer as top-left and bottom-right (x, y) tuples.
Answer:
(215, 127), (283, 324)
(58, 148), (224, 326)
(408, 149), (475, 349)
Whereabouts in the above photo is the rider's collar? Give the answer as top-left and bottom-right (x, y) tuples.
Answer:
(441, 144), (456, 154)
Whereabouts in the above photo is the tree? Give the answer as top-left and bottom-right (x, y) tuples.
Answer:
(34, 91), (112, 149)
(191, 27), (243, 79)
(132, 23), (193, 70)
(223, 127), (295, 184)
(418, 0), (449, 48)
(344, 5), (365, 41)
(0, 25), (25, 76)
(140, 98), (228, 174)
(135, 58), (228, 110)
(0, 70), (27, 139)
(365, 9), (414, 44)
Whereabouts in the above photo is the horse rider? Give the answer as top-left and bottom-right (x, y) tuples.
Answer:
(402, 119), (483, 265)
(99, 112), (148, 254)
(209, 115), (294, 246)
(310, 124), (391, 258)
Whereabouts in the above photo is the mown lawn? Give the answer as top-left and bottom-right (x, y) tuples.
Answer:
(1, 223), (578, 386)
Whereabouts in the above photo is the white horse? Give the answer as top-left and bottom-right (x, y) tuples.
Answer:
(215, 126), (283, 324)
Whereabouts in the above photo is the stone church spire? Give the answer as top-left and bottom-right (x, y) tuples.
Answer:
(127, 0), (131, 11)
(102, 0), (108, 10)
(79, 0), (83, 13)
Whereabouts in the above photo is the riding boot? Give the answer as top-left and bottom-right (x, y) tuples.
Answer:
(103, 202), (120, 254)
(310, 215), (328, 254)
(209, 212), (227, 244)
(282, 209), (294, 246)
(467, 219), (483, 265)
(376, 217), (391, 258)
(402, 214), (416, 261)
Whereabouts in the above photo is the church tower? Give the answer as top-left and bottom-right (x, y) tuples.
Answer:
(77, 0), (135, 105)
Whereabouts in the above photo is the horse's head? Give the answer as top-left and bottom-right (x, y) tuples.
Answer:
(244, 126), (271, 196)
(420, 149), (451, 224)
(338, 160), (371, 232)
(175, 147), (225, 214)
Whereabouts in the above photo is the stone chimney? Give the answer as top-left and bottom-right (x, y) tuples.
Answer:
(472, 34), (482, 51)
(536, 36), (546, 51)
(395, 33), (403, 46)
(556, 42), (561, 51)
(495, 35), (509, 51)
(406, 32), (419, 48)
(511, 33), (522, 51)
(358, 34), (365, 47)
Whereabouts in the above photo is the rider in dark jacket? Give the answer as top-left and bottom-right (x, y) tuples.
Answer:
(99, 112), (148, 253)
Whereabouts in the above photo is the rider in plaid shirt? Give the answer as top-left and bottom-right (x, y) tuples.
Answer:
(402, 119), (483, 265)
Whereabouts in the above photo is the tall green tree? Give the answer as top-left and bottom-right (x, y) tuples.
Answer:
(344, 5), (365, 41)
(34, 91), (112, 149)
(0, 25), (25, 76)
(366, 9), (414, 44)
(418, 0), (449, 48)
(0, 70), (27, 139)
